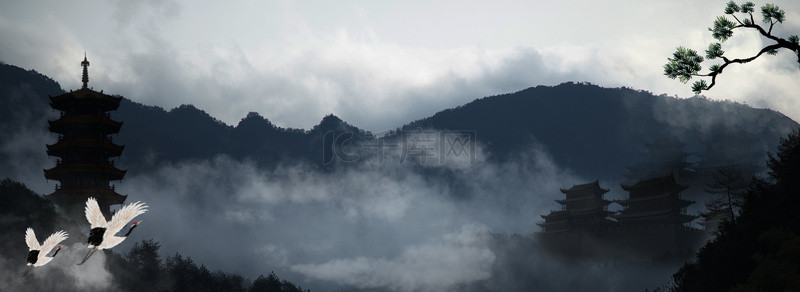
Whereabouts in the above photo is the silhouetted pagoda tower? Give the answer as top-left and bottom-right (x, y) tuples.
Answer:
(44, 55), (126, 217)
(538, 180), (613, 233)
(613, 173), (696, 228)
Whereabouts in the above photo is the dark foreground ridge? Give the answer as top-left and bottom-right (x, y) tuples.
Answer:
(669, 129), (800, 291)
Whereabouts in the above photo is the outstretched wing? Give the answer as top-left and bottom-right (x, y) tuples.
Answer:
(101, 236), (126, 249)
(38, 230), (67, 259)
(85, 197), (107, 228)
(25, 228), (40, 251)
(106, 201), (148, 235)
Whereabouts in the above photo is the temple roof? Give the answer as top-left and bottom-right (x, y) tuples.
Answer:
(48, 115), (123, 134)
(46, 188), (126, 205)
(615, 194), (693, 207)
(540, 210), (568, 219)
(620, 173), (688, 191)
(555, 197), (612, 205)
(44, 163), (126, 181)
(50, 88), (123, 111)
(560, 180), (609, 195)
(46, 139), (124, 157)
(612, 208), (697, 223)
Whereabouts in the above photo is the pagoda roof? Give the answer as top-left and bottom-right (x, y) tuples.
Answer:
(556, 197), (612, 205)
(612, 209), (697, 223)
(536, 220), (568, 227)
(540, 210), (568, 219)
(569, 206), (612, 214)
(615, 194), (694, 206)
(48, 115), (123, 134)
(621, 173), (688, 191)
(46, 188), (126, 205)
(50, 88), (122, 111)
(44, 163), (126, 181)
(560, 180), (609, 195)
(46, 139), (124, 157)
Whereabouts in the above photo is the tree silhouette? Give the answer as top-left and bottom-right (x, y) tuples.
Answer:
(703, 166), (748, 224)
(126, 239), (164, 291)
(664, 1), (800, 93)
(670, 129), (800, 291)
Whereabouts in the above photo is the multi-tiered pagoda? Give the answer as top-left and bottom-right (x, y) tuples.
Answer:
(613, 173), (696, 228)
(44, 56), (126, 217)
(538, 180), (613, 233)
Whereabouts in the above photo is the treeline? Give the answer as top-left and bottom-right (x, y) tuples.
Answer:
(107, 239), (308, 292)
(0, 178), (308, 292)
(668, 129), (800, 291)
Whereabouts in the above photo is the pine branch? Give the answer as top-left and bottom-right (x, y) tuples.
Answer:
(704, 43), (783, 91)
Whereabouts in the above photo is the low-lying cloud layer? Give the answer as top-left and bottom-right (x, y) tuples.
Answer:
(107, 137), (581, 291)
(0, 119), (696, 291)
(0, 243), (112, 292)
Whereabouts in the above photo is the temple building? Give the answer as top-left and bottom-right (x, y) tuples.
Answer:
(44, 56), (126, 217)
(538, 180), (613, 233)
(538, 174), (704, 258)
(613, 173), (696, 228)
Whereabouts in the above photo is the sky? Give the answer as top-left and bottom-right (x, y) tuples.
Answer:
(1, 0), (799, 132)
(4, 2), (799, 290)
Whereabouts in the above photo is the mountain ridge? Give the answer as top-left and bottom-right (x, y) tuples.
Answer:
(0, 63), (796, 182)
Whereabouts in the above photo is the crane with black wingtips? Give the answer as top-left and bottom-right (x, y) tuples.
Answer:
(78, 197), (147, 265)
(22, 228), (68, 278)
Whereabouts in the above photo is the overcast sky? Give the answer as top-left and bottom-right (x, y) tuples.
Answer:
(1, 0), (799, 132)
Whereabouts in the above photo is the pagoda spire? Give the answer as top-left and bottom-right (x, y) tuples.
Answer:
(81, 53), (90, 89)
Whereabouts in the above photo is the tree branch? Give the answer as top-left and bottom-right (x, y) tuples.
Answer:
(705, 43), (784, 91)
(731, 14), (744, 25)
(742, 23), (800, 53)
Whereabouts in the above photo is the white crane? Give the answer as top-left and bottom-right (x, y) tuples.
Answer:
(22, 228), (68, 278)
(77, 197), (148, 265)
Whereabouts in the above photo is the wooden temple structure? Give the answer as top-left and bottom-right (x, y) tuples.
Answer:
(44, 55), (127, 217)
(538, 180), (613, 233)
(539, 174), (703, 258)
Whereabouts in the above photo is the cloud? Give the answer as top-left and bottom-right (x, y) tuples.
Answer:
(0, 243), (113, 292)
(106, 135), (583, 291)
(3, 1), (797, 133)
(291, 224), (495, 292)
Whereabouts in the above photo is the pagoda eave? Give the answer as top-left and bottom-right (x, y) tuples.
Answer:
(44, 165), (126, 181)
(49, 89), (123, 112)
(541, 210), (568, 219)
(46, 189), (126, 204)
(46, 140), (124, 157)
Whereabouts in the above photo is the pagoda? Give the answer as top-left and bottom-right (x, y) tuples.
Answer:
(613, 173), (696, 228)
(44, 55), (126, 217)
(538, 180), (613, 233)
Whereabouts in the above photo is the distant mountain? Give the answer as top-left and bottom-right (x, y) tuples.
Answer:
(0, 63), (373, 173)
(397, 82), (798, 181)
(0, 63), (796, 183)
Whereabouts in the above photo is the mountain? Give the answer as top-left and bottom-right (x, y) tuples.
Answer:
(0, 63), (797, 183)
(397, 82), (798, 181)
(0, 62), (373, 174)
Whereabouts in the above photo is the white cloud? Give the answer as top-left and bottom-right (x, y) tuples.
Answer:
(102, 137), (579, 290)
(291, 224), (495, 292)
